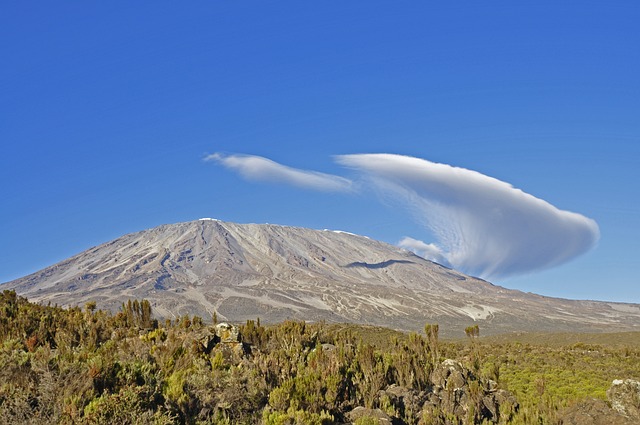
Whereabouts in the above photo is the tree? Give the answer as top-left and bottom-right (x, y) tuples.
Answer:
(464, 324), (479, 340)
(465, 324), (481, 372)
(425, 323), (440, 364)
(85, 301), (97, 313)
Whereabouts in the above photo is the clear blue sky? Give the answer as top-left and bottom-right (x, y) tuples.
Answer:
(1, 2), (639, 302)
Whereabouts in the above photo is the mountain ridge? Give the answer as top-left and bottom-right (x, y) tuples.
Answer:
(4, 219), (640, 337)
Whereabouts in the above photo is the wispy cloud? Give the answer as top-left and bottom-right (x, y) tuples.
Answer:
(205, 153), (353, 192)
(336, 154), (600, 279)
(397, 236), (448, 266)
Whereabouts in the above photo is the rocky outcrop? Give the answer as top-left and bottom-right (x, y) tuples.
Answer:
(350, 359), (517, 424)
(560, 398), (634, 425)
(559, 379), (640, 425)
(379, 384), (428, 421)
(607, 379), (640, 420)
(192, 322), (248, 363)
(214, 322), (241, 343)
(209, 322), (247, 363)
(422, 359), (517, 424)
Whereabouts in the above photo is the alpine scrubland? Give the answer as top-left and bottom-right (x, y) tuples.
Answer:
(1, 290), (639, 424)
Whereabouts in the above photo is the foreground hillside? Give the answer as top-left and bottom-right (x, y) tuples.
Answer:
(2, 291), (640, 424)
(5, 219), (640, 337)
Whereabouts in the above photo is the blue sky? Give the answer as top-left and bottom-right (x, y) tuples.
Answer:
(1, 2), (639, 302)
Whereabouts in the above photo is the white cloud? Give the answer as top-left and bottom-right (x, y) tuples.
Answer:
(398, 236), (449, 266)
(205, 153), (353, 192)
(209, 151), (600, 280)
(336, 153), (600, 279)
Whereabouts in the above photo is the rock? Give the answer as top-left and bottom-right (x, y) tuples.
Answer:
(558, 379), (640, 425)
(322, 343), (337, 352)
(607, 379), (640, 420)
(560, 398), (635, 425)
(431, 359), (470, 391)
(482, 389), (518, 422)
(429, 359), (474, 418)
(214, 322), (240, 343)
(345, 406), (393, 424)
(379, 385), (428, 422)
(208, 322), (248, 363)
(421, 359), (518, 424)
(210, 341), (246, 364)
(197, 332), (217, 353)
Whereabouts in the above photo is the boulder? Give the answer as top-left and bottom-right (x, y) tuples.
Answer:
(421, 359), (518, 424)
(379, 384), (428, 422)
(345, 406), (393, 424)
(214, 322), (241, 343)
(558, 379), (640, 425)
(431, 359), (470, 391)
(208, 322), (248, 363)
(560, 398), (635, 425)
(607, 379), (640, 420)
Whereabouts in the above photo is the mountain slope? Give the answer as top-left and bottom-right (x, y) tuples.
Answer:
(4, 219), (640, 336)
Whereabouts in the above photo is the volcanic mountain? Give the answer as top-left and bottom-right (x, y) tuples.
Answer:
(4, 219), (640, 336)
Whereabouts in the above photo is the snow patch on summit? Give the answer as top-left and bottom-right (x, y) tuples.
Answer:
(323, 229), (370, 239)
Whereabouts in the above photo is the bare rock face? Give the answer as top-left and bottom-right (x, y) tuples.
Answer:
(5, 219), (640, 336)
(607, 379), (640, 420)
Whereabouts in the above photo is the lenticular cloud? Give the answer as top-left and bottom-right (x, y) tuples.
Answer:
(335, 154), (600, 279)
(208, 151), (600, 279)
(205, 153), (353, 192)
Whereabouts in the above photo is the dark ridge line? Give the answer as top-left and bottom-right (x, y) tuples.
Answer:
(344, 259), (415, 269)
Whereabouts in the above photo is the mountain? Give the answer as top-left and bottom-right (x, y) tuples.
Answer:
(4, 219), (640, 336)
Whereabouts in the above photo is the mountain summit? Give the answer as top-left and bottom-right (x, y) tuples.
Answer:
(4, 219), (640, 336)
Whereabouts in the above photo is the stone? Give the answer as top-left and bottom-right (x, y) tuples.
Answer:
(557, 379), (640, 425)
(379, 384), (428, 422)
(422, 359), (518, 424)
(345, 406), (393, 424)
(560, 398), (635, 425)
(607, 379), (640, 420)
(214, 322), (240, 343)
(430, 359), (470, 391)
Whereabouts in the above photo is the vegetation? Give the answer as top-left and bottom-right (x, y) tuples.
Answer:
(1, 290), (639, 424)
